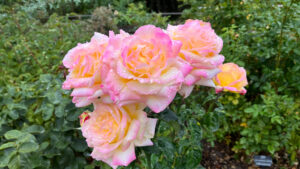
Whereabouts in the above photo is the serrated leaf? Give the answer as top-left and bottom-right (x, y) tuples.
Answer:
(4, 130), (23, 140)
(8, 154), (20, 169)
(66, 111), (81, 122)
(23, 125), (45, 134)
(16, 133), (36, 144)
(46, 90), (62, 105)
(39, 142), (49, 151)
(0, 149), (17, 168)
(0, 142), (16, 150)
(8, 109), (19, 120)
(55, 104), (65, 118)
(70, 138), (87, 152)
(42, 103), (54, 120)
(19, 142), (39, 153)
(160, 109), (178, 122)
(157, 137), (175, 158)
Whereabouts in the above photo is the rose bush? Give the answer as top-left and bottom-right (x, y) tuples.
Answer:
(2, 1), (299, 168)
(61, 20), (240, 168)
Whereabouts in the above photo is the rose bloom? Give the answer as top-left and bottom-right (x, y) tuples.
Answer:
(167, 19), (224, 98)
(101, 25), (191, 113)
(213, 63), (248, 94)
(81, 102), (157, 169)
(62, 33), (108, 107)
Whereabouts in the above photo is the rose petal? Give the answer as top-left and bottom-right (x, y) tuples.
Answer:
(145, 118), (157, 138)
(134, 139), (153, 147)
(195, 79), (215, 87)
(146, 86), (178, 113)
(112, 144), (136, 166)
(179, 85), (194, 98)
(125, 120), (140, 142)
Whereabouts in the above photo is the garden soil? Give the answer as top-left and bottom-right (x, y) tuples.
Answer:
(201, 141), (299, 169)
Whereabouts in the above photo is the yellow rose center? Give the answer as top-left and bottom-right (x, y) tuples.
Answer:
(94, 111), (120, 143)
(125, 43), (166, 78)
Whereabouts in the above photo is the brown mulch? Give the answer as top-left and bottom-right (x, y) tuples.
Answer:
(201, 141), (299, 169)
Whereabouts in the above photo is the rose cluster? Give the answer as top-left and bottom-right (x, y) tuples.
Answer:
(62, 19), (248, 168)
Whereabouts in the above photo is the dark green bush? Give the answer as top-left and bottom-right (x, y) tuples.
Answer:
(0, 0), (111, 15)
(180, 0), (300, 162)
(0, 5), (93, 168)
(115, 2), (170, 33)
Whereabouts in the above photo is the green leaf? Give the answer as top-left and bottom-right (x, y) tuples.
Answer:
(253, 111), (259, 118)
(0, 142), (16, 150)
(16, 133), (36, 144)
(271, 116), (282, 124)
(46, 90), (62, 105)
(0, 149), (17, 168)
(254, 134), (261, 143)
(39, 142), (49, 151)
(39, 74), (52, 83)
(66, 110), (81, 122)
(55, 104), (65, 118)
(8, 154), (21, 169)
(70, 138), (87, 152)
(19, 142), (39, 153)
(8, 109), (19, 120)
(23, 125), (45, 134)
(4, 130), (23, 140)
(244, 107), (254, 113)
(161, 109), (178, 122)
(267, 145), (275, 154)
(42, 103), (54, 120)
(157, 137), (175, 158)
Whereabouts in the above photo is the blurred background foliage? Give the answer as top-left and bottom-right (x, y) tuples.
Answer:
(0, 0), (299, 168)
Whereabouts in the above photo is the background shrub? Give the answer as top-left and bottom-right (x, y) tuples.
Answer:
(179, 0), (300, 162)
(115, 2), (170, 33)
(0, 5), (93, 168)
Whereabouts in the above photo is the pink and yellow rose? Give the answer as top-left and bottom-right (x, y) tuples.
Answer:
(62, 33), (108, 107)
(101, 25), (191, 113)
(80, 102), (157, 169)
(167, 19), (224, 98)
(213, 63), (248, 94)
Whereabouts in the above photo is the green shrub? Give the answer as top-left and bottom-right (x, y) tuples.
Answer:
(0, 5), (93, 168)
(0, 0), (111, 16)
(115, 2), (169, 33)
(218, 90), (300, 160)
(180, 0), (300, 162)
